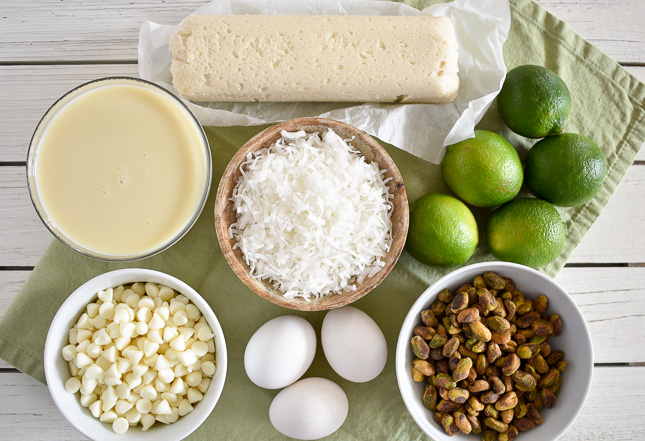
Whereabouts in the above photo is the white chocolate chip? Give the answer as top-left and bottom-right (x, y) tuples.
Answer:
(148, 313), (165, 330)
(92, 329), (111, 346)
(125, 408), (142, 424)
(143, 340), (160, 358)
(187, 387), (203, 404)
(178, 398), (193, 416)
(98, 410), (117, 424)
(186, 371), (202, 388)
(64, 282), (216, 432)
(98, 288), (114, 303)
(135, 321), (149, 336)
(155, 305), (170, 322)
(145, 283), (160, 298)
(89, 400), (102, 418)
(115, 399), (134, 415)
(89, 315), (107, 330)
(139, 385), (157, 401)
(112, 417), (129, 434)
(80, 393), (97, 408)
(191, 341), (209, 358)
(157, 368), (175, 384)
(136, 398), (153, 414)
(198, 377), (211, 394)
(201, 361), (216, 377)
(159, 286), (175, 302)
(163, 327), (179, 343)
(169, 378), (186, 395)
(86, 303), (100, 318)
(154, 399), (172, 415)
(62, 344), (77, 361)
(172, 310), (188, 326)
(169, 335), (186, 352)
(141, 413), (156, 431)
(100, 345), (117, 363)
(64, 377), (81, 394)
(75, 352), (92, 369)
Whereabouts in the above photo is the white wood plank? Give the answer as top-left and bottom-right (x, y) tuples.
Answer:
(0, 66), (641, 164)
(0, 373), (86, 440)
(0, 267), (643, 371)
(0, 64), (139, 163)
(0, 1), (641, 64)
(2, 164), (644, 266)
(537, 0), (645, 64)
(0, 167), (51, 266)
(0, 0), (206, 63)
(568, 164), (645, 263)
(0, 367), (642, 440)
(556, 267), (645, 363)
(558, 366), (645, 441)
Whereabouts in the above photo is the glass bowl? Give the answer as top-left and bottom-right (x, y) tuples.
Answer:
(26, 77), (211, 261)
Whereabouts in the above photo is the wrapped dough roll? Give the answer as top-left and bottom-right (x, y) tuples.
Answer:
(170, 15), (459, 103)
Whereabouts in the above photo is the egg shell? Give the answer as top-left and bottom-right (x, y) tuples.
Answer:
(244, 315), (316, 389)
(322, 306), (387, 383)
(269, 377), (348, 440)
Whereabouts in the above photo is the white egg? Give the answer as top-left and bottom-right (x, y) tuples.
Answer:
(321, 306), (387, 383)
(244, 315), (316, 389)
(269, 377), (348, 440)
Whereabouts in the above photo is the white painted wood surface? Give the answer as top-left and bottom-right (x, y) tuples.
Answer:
(0, 0), (643, 440)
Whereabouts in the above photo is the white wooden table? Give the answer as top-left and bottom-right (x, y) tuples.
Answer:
(1, 1), (644, 439)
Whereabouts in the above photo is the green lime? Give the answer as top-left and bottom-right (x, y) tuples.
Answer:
(525, 133), (607, 207)
(441, 130), (523, 208)
(497, 65), (571, 138)
(487, 198), (567, 268)
(406, 193), (478, 267)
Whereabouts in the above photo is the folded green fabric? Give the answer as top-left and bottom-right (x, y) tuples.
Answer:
(1, 0), (643, 439)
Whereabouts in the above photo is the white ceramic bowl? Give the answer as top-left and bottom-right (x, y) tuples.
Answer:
(395, 262), (593, 441)
(44, 269), (227, 441)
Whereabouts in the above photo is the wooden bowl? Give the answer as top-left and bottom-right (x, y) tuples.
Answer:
(214, 118), (409, 311)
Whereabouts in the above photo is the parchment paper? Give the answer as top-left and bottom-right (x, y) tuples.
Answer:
(138, 0), (510, 164)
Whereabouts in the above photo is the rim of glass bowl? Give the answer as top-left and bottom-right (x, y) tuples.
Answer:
(26, 76), (212, 261)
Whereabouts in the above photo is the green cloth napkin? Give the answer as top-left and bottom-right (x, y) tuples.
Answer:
(1, 0), (643, 439)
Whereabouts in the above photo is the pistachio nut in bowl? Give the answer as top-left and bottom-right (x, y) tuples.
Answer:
(214, 117), (408, 311)
(44, 269), (227, 441)
(395, 262), (593, 441)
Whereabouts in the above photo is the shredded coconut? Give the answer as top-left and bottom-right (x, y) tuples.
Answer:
(228, 129), (393, 299)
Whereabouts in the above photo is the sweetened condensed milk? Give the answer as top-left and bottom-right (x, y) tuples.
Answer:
(29, 78), (210, 259)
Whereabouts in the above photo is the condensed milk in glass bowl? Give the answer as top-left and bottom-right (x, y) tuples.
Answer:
(27, 77), (211, 261)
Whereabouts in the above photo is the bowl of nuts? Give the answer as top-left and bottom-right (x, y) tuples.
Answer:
(395, 262), (593, 441)
(44, 269), (227, 440)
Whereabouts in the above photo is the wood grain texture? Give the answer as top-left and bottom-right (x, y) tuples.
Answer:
(0, 1), (644, 439)
(555, 267), (645, 364)
(0, 366), (642, 440)
(567, 164), (645, 263)
(0, 167), (51, 266)
(0, 1), (642, 64)
(1, 267), (642, 370)
(0, 0), (205, 63)
(0, 373), (86, 440)
(537, 0), (645, 64)
(0, 65), (641, 164)
(2, 164), (643, 267)
(558, 366), (645, 441)
(0, 65), (139, 163)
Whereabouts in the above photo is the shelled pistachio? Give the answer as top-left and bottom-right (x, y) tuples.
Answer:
(409, 271), (567, 440)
